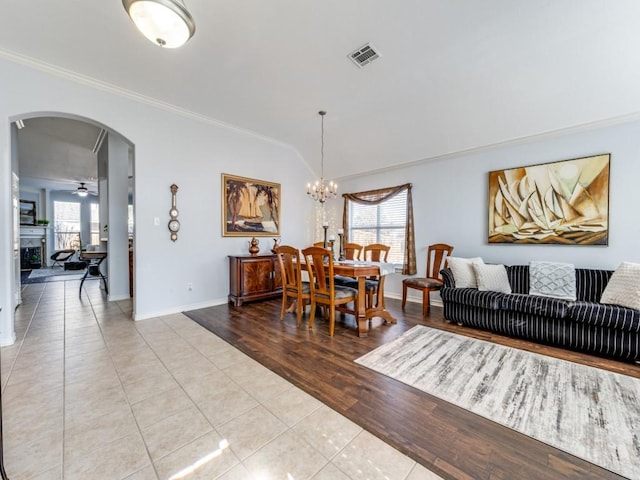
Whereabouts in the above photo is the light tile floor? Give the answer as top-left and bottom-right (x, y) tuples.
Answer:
(1, 279), (444, 480)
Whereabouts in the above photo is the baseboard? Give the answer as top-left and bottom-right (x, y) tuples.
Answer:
(384, 292), (443, 308)
(133, 297), (228, 321)
(0, 331), (16, 347)
(108, 293), (132, 302)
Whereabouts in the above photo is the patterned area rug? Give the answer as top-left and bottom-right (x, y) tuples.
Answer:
(25, 267), (86, 284)
(28, 267), (84, 279)
(355, 326), (640, 479)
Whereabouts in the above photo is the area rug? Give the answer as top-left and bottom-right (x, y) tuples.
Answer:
(28, 267), (85, 279)
(355, 326), (640, 479)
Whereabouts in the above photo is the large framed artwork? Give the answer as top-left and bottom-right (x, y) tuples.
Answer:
(222, 174), (280, 236)
(488, 153), (610, 245)
(19, 199), (36, 226)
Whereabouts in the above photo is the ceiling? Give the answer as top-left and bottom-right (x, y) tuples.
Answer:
(17, 117), (102, 194)
(3, 1), (640, 181)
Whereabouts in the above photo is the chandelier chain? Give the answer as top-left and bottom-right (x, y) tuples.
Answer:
(307, 110), (337, 204)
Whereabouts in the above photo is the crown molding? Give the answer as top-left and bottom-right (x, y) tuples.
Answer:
(0, 48), (299, 153)
(336, 111), (640, 182)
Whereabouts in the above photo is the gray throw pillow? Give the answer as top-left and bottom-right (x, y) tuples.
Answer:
(529, 261), (576, 301)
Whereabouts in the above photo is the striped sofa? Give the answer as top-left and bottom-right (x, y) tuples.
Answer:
(440, 265), (640, 361)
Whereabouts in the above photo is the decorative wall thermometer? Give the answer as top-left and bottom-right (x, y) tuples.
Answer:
(168, 184), (180, 242)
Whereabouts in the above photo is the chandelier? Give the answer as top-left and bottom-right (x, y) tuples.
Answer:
(122, 0), (196, 48)
(307, 110), (338, 203)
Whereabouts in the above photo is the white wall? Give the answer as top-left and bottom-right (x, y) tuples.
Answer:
(335, 119), (640, 303)
(0, 57), (315, 345)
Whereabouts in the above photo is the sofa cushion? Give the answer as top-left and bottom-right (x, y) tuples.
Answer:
(501, 293), (572, 319)
(600, 262), (640, 310)
(447, 257), (484, 288)
(575, 268), (613, 302)
(440, 287), (504, 310)
(570, 301), (640, 333)
(334, 276), (378, 292)
(529, 261), (576, 300)
(473, 264), (511, 293)
(506, 265), (530, 294)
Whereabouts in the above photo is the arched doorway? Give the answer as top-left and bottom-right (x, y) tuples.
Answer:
(9, 113), (135, 333)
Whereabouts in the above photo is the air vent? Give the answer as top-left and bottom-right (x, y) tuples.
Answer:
(348, 43), (380, 68)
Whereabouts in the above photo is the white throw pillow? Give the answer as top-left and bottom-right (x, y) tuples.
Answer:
(447, 257), (484, 288)
(473, 264), (512, 293)
(600, 262), (640, 310)
(529, 261), (576, 300)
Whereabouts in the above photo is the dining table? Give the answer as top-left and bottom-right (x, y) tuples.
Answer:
(332, 260), (396, 337)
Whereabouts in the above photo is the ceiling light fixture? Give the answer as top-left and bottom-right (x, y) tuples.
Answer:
(15, 119), (25, 129)
(77, 183), (89, 197)
(307, 111), (337, 204)
(122, 0), (196, 48)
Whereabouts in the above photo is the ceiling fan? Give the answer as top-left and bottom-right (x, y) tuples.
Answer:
(71, 182), (97, 197)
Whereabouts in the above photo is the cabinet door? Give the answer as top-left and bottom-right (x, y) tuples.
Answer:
(241, 258), (273, 295)
(272, 258), (282, 289)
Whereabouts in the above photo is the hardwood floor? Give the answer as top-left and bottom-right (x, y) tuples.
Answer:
(185, 298), (639, 480)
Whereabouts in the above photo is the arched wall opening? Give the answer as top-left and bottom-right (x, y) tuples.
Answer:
(6, 111), (135, 345)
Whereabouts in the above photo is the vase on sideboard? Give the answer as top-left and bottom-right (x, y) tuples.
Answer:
(248, 237), (260, 255)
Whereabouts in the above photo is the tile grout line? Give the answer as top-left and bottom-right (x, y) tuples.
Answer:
(134, 316), (233, 475)
(61, 280), (68, 480)
(85, 286), (162, 480)
(166, 313), (373, 479)
(1, 283), (45, 393)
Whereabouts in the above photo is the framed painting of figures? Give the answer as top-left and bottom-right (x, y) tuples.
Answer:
(488, 154), (610, 245)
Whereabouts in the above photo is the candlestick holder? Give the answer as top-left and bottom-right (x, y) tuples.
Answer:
(323, 225), (328, 248)
(338, 233), (345, 261)
(329, 239), (336, 260)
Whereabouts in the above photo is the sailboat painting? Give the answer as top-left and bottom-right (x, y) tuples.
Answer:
(488, 154), (610, 245)
(223, 174), (280, 237)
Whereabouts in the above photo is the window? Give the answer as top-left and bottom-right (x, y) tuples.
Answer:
(348, 189), (407, 266)
(53, 201), (81, 250)
(128, 204), (134, 236)
(90, 203), (100, 246)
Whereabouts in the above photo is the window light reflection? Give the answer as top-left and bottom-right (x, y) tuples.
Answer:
(168, 439), (230, 479)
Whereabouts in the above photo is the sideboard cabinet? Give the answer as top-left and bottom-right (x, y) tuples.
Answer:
(228, 254), (282, 306)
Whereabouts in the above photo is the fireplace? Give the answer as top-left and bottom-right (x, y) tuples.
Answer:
(20, 246), (42, 270)
(20, 226), (47, 270)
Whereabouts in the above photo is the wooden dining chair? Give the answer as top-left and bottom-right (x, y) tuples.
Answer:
(402, 243), (454, 316)
(334, 242), (363, 287)
(336, 243), (390, 308)
(275, 245), (310, 326)
(301, 246), (358, 336)
(343, 242), (363, 260)
(363, 243), (390, 262)
(313, 241), (326, 247)
(362, 243), (391, 308)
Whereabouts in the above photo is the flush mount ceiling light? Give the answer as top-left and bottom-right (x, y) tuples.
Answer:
(122, 0), (196, 48)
